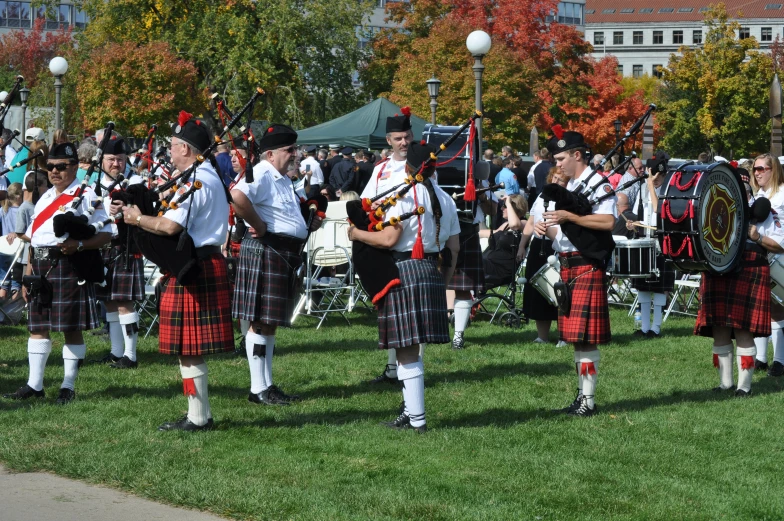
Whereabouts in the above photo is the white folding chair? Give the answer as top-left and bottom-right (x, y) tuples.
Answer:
(136, 259), (162, 337)
(663, 272), (701, 321)
(0, 236), (25, 325)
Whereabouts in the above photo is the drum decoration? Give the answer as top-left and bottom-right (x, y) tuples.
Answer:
(657, 162), (748, 275)
(530, 255), (561, 307)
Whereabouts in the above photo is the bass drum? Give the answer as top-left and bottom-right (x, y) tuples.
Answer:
(657, 162), (748, 275)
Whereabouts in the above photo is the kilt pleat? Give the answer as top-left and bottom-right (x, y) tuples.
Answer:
(695, 250), (771, 338)
(94, 247), (145, 302)
(158, 253), (234, 356)
(558, 260), (611, 345)
(378, 259), (449, 349)
(448, 231), (485, 293)
(523, 238), (559, 321)
(231, 237), (301, 326)
(28, 256), (99, 333)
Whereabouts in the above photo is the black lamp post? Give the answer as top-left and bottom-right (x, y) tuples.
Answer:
(426, 76), (441, 124)
(19, 87), (29, 133)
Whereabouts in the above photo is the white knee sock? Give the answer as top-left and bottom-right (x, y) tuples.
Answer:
(578, 350), (600, 408)
(385, 348), (397, 378)
(62, 344), (86, 391)
(398, 359), (425, 427)
(245, 331), (267, 394)
(106, 311), (123, 358)
(574, 351), (582, 395)
(119, 312), (139, 361)
(755, 336), (770, 363)
(419, 343), (425, 360)
(736, 346), (756, 392)
(453, 300), (471, 335)
(638, 292), (652, 333)
(180, 362), (210, 426)
(713, 344), (734, 389)
(262, 335), (275, 390)
(772, 321), (784, 364)
(240, 319), (250, 336)
(26, 338), (51, 392)
(652, 293), (666, 334)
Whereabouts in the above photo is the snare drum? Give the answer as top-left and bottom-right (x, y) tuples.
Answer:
(770, 254), (784, 305)
(613, 238), (657, 278)
(530, 261), (560, 307)
(657, 162), (747, 275)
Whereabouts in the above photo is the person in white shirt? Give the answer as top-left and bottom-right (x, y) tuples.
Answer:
(231, 124), (323, 406)
(350, 141), (460, 432)
(535, 127), (616, 417)
(121, 112), (234, 431)
(300, 145), (323, 197)
(91, 137), (145, 369)
(361, 111), (415, 385)
(3, 142), (113, 405)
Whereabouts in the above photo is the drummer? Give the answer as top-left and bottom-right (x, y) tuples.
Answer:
(520, 166), (567, 345)
(695, 169), (784, 396)
(750, 154), (784, 376)
(626, 151), (675, 339)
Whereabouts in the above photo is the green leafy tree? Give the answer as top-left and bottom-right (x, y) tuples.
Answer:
(658, 4), (774, 157)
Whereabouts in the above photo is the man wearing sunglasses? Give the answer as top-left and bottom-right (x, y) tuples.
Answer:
(3, 142), (113, 405)
(231, 124), (322, 406)
(91, 136), (146, 370)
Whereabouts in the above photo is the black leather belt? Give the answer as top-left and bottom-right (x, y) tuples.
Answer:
(195, 245), (221, 259)
(558, 254), (594, 269)
(391, 251), (440, 262)
(255, 232), (305, 250)
(32, 247), (63, 261)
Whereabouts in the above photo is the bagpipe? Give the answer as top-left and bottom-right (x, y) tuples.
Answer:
(346, 110), (482, 306)
(539, 105), (656, 264)
(0, 76), (23, 133)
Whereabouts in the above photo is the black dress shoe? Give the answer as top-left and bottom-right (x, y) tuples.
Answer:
(382, 412), (411, 429)
(3, 384), (45, 400)
(90, 353), (120, 364)
(554, 390), (583, 413)
(755, 359), (769, 371)
(645, 330), (661, 339)
(55, 388), (75, 405)
(768, 361), (784, 377)
(158, 415), (214, 431)
(368, 364), (399, 385)
(567, 396), (597, 417)
(110, 356), (138, 369)
(734, 388), (753, 398)
(711, 385), (736, 392)
(267, 385), (301, 402)
(248, 390), (289, 406)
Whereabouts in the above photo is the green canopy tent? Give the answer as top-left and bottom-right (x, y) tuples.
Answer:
(296, 98), (427, 149)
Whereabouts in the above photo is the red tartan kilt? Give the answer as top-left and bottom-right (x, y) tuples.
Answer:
(695, 250), (771, 338)
(557, 257), (611, 345)
(158, 253), (234, 356)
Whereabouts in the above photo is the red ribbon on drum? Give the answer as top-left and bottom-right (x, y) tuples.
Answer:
(661, 199), (694, 224)
(669, 170), (701, 191)
(662, 235), (693, 258)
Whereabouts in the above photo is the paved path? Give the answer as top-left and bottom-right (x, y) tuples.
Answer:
(0, 465), (228, 521)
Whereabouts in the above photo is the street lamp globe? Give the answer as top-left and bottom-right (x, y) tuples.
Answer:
(49, 56), (68, 76)
(0, 91), (7, 103)
(613, 119), (622, 134)
(426, 76), (441, 99)
(19, 87), (29, 105)
(466, 30), (492, 56)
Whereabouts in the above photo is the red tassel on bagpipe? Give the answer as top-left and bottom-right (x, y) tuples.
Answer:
(412, 233), (425, 260)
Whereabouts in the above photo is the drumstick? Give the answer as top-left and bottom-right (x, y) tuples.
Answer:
(620, 213), (656, 230)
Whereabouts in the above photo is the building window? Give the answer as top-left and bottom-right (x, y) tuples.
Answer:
(699, 7), (709, 12)
(673, 30), (683, 44)
(594, 32), (604, 45)
(621, 8), (634, 13)
(633, 65), (643, 78)
(653, 65), (663, 78)
(653, 31), (663, 44)
(586, 9), (595, 14)
(693, 30), (702, 44)
(633, 31), (643, 44)
(602, 8), (616, 13)
(613, 31), (623, 45)
(659, 7), (674, 12)
(617, 64), (623, 75)
(1, 1), (31, 28)
(639, 7), (653, 13)
(762, 27), (773, 41)
(73, 7), (87, 29)
(557, 2), (583, 25)
(739, 27), (750, 39)
(678, 7), (694, 12)
(765, 3), (782, 9)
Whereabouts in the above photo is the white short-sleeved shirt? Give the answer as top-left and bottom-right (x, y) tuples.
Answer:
(300, 156), (324, 186)
(752, 206), (784, 247)
(233, 160), (307, 240)
(102, 173), (145, 237)
(4, 145), (16, 170)
(163, 162), (229, 248)
(387, 181), (460, 253)
(528, 160), (540, 190)
(552, 166), (617, 253)
(26, 178), (116, 247)
(756, 185), (784, 216)
(360, 158), (407, 200)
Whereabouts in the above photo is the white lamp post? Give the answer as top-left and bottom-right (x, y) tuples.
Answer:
(49, 56), (68, 130)
(466, 30), (491, 158)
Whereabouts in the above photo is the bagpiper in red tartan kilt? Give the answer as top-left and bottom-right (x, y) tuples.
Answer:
(28, 251), (100, 333)
(94, 245), (145, 302)
(557, 252), (611, 345)
(695, 249), (771, 338)
(158, 253), (234, 356)
(448, 226), (485, 294)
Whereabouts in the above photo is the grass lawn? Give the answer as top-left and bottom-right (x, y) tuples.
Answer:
(1, 306), (783, 521)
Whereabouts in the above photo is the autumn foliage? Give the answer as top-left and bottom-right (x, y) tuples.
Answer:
(0, 18), (73, 88)
(76, 41), (200, 136)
